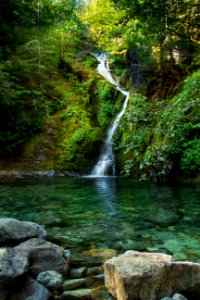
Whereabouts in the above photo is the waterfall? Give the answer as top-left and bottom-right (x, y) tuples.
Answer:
(90, 53), (129, 177)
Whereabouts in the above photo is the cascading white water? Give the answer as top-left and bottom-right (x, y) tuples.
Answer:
(90, 53), (129, 177)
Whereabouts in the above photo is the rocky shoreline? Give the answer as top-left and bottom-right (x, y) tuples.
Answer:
(0, 218), (114, 300)
(1, 218), (200, 300)
(0, 169), (80, 180)
(0, 168), (199, 183)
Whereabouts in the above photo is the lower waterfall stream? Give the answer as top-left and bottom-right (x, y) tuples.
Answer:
(90, 53), (129, 177)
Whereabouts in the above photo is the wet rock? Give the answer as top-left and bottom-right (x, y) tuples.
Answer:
(69, 267), (87, 278)
(63, 249), (71, 261)
(8, 276), (50, 300)
(63, 278), (86, 290)
(104, 250), (200, 300)
(86, 266), (103, 276)
(62, 288), (94, 299)
(91, 287), (115, 300)
(36, 270), (63, 289)
(15, 238), (69, 275)
(85, 274), (104, 288)
(0, 218), (46, 246)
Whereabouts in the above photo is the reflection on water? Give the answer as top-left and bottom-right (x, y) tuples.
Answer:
(0, 177), (200, 261)
(94, 177), (118, 216)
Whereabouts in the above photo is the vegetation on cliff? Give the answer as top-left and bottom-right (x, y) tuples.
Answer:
(0, 0), (199, 180)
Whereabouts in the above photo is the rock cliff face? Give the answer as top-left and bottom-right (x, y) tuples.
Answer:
(104, 250), (200, 300)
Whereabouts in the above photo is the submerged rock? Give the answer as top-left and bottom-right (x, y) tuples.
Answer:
(148, 209), (182, 227)
(83, 248), (117, 262)
(0, 218), (46, 246)
(63, 278), (86, 290)
(86, 266), (103, 276)
(69, 267), (87, 278)
(62, 288), (94, 299)
(104, 250), (200, 300)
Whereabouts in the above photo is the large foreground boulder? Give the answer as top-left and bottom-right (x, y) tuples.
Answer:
(0, 218), (46, 246)
(0, 247), (29, 299)
(0, 247), (29, 281)
(8, 276), (50, 300)
(15, 238), (69, 275)
(104, 250), (200, 300)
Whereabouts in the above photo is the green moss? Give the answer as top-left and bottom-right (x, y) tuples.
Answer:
(23, 135), (44, 157)
(96, 80), (124, 128)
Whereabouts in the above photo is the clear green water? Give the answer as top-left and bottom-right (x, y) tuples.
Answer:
(0, 177), (200, 261)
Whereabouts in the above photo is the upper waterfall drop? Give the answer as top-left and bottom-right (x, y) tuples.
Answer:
(90, 53), (129, 177)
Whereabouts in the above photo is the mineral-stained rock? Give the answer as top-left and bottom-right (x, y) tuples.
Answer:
(104, 250), (200, 300)
(36, 270), (64, 289)
(0, 218), (46, 246)
(15, 238), (69, 275)
(8, 276), (50, 300)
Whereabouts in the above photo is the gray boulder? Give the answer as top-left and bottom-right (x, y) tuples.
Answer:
(36, 270), (64, 289)
(16, 238), (69, 275)
(0, 247), (29, 281)
(0, 247), (29, 300)
(104, 250), (200, 300)
(0, 218), (46, 246)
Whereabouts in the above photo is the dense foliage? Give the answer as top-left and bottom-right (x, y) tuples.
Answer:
(0, 0), (85, 156)
(0, 0), (199, 180)
(116, 69), (200, 181)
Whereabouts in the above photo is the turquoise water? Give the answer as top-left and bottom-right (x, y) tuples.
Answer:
(0, 177), (200, 261)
